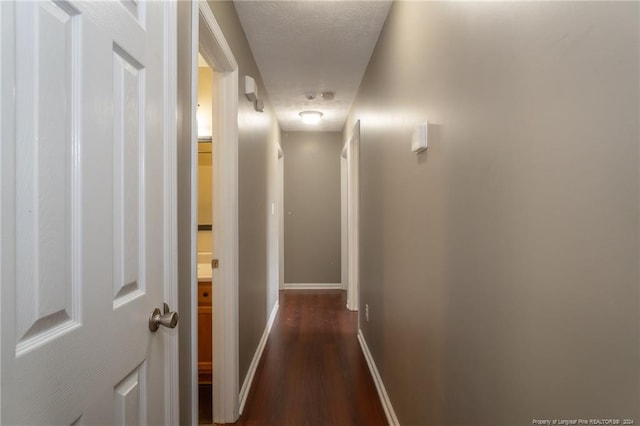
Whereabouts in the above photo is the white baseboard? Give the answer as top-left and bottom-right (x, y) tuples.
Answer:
(238, 300), (279, 415)
(357, 329), (400, 426)
(283, 283), (343, 290)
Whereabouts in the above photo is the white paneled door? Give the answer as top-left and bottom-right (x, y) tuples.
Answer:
(1, 1), (178, 424)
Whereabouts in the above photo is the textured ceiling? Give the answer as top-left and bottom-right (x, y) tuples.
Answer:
(234, 0), (392, 132)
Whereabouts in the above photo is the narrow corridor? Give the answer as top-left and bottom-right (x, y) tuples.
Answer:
(234, 291), (387, 426)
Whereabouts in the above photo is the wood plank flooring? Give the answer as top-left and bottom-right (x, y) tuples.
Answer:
(233, 290), (387, 426)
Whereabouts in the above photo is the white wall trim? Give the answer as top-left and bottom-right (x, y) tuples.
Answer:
(346, 121), (361, 311)
(238, 301), (279, 415)
(277, 147), (285, 291)
(357, 330), (400, 426)
(283, 283), (343, 290)
(196, 1), (240, 424)
(340, 153), (348, 292)
(198, 0), (237, 71)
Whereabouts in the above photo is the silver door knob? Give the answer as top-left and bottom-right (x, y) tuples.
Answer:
(149, 303), (179, 332)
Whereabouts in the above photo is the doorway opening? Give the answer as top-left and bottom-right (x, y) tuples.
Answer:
(187, 1), (240, 424)
(196, 56), (214, 423)
(342, 121), (360, 312)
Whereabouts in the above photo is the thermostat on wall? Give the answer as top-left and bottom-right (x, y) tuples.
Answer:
(411, 122), (429, 154)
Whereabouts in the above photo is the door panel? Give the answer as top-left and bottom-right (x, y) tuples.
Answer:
(114, 362), (147, 425)
(1, 1), (176, 424)
(112, 42), (145, 307)
(14, 0), (81, 358)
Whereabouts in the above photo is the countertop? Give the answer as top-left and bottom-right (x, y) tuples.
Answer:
(197, 263), (212, 281)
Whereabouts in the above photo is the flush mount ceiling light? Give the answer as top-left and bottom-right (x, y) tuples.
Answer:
(299, 110), (323, 125)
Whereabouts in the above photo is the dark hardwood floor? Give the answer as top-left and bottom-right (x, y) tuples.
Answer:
(232, 290), (387, 426)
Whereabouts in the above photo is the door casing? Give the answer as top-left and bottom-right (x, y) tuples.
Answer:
(344, 121), (361, 312)
(184, 1), (241, 424)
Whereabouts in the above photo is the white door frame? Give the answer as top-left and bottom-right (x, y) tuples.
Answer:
(192, 1), (240, 423)
(277, 146), (285, 290)
(341, 145), (348, 292)
(345, 121), (361, 311)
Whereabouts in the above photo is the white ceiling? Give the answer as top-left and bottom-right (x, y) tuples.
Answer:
(233, 0), (392, 132)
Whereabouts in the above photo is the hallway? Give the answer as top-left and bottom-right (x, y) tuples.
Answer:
(1, 1), (637, 424)
(233, 291), (387, 426)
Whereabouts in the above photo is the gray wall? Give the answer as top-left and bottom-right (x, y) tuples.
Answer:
(345, 2), (639, 425)
(283, 132), (342, 284)
(205, 0), (282, 391)
(176, 2), (194, 424)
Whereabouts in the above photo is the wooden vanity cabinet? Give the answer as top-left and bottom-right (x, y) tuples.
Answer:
(198, 280), (212, 384)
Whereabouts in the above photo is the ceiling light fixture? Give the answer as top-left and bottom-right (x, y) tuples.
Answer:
(299, 110), (323, 125)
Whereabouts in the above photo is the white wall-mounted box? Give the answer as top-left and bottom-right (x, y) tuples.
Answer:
(411, 122), (429, 153)
(244, 75), (258, 102)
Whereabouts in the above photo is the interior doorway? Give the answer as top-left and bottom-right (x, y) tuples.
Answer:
(196, 57), (214, 423)
(188, 1), (240, 424)
(277, 146), (285, 290)
(343, 121), (361, 312)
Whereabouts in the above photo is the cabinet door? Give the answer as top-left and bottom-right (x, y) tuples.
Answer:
(198, 283), (213, 383)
